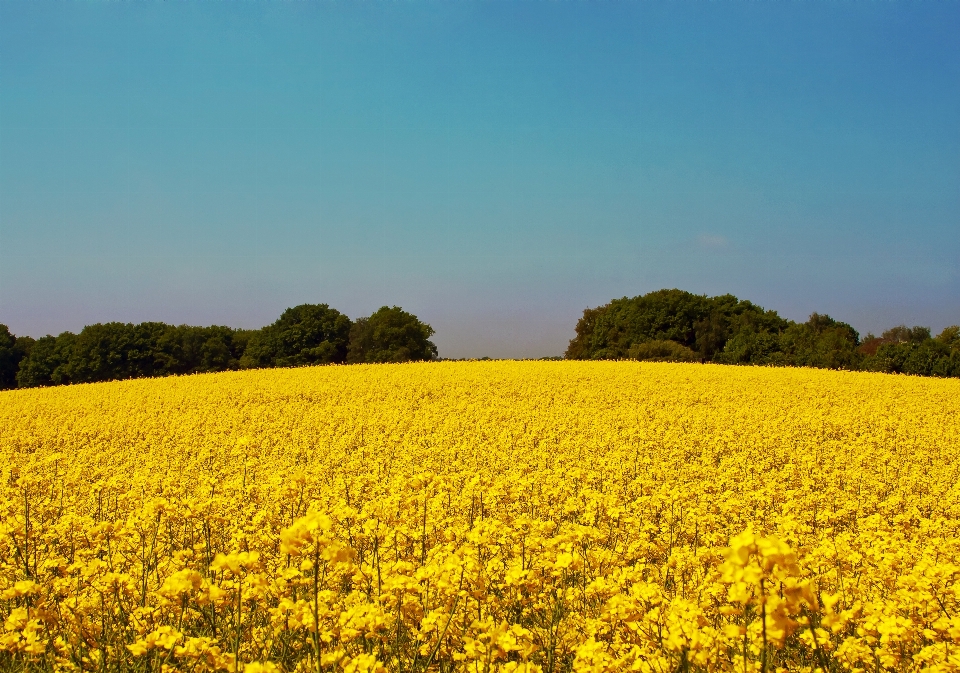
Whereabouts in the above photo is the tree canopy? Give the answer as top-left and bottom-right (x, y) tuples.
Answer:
(242, 304), (352, 368)
(0, 325), (32, 389)
(11, 323), (250, 388)
(346, 306), (438, 364)
(2, 291), (956, 389)
(2, 304), (438, 389)
(566, 289), (959, 378)
(565, 289), (787, 361)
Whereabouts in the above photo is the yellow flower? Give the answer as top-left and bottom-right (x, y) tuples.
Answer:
(159, 569), (203, 598)
(2, 361), (958, 671)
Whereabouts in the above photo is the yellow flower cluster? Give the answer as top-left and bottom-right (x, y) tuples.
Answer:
(1, 361), (958, 672)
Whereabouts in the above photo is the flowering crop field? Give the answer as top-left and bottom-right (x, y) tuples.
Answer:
(1, 362), (959, 673)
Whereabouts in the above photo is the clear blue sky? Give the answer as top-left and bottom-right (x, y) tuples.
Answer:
(1, 1), (957, 358)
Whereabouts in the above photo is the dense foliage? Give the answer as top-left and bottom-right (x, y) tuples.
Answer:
(346, 306), (439, 364)
(564, 290), (787, 362)
(1, 362), (958, 672)
(242, 304), (352, 369)
(0, 326), (31, 390)
(0, 305), (436, 389)
(566, 289), (960, 377)
(3, 288), (956, 389)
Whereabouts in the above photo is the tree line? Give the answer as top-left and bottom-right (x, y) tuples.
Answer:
(565, 289), (960, 377)
(4, 290), (957, 390)
(0, 304), (438, 389)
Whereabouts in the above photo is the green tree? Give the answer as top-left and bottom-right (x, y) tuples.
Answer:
(564, 289), (786, 360)
(242, 304), (352, 368)
(716, 328), (787, 366)
(695, 296), (787, 361)
(0, 325), (34, 390)
(16, 333), (77, 388)
(860, 324), (960, 377)
(15, 322), (255, 387)
(564, 305), (607, 360)
(159, 325), (248, 374)
(858, 325), (931, 357)
(881, 324), (932, 344)
(777, 313), (860, 370)
(627, 340), (699, 362)
(346, 306), (438, 363)
(869, 340), (958, 377)
(935, 325), (960, 351)
(64, 322), (177, 383)
(231, 329), (259, 361)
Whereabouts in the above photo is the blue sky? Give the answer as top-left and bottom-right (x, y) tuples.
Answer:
(1, 1), (957, 358)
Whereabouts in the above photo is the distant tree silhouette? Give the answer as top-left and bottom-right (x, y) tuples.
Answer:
(242, 304), (352, 368)
(16, 333), (76, 388)
(346, 306), (437, 364)
(564, 289), (786, 361)
(5, 294), (956, 387)
(0, 325), (33, 390)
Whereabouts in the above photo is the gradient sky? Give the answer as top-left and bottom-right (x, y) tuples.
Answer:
(1, 2), (958, 358)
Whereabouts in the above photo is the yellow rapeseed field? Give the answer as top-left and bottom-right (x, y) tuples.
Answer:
(1, 362), (959, 673)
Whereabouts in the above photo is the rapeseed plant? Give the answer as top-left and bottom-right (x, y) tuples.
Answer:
(1, 362), (958, 672)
